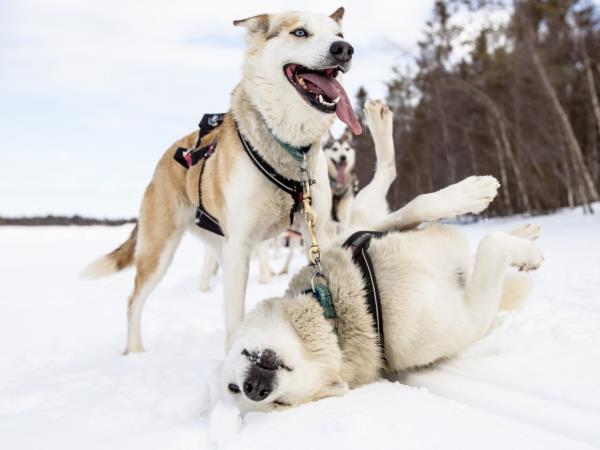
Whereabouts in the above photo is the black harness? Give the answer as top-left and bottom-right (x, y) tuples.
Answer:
(174, 113), (226, 237)
(236, 128), (305, 225)
(173, 113), (306, 237)
(342, 230), (385, 354)
(330, 174), (359, 222)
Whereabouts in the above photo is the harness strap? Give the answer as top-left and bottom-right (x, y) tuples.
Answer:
(195, 145), (224, 237)
(329, 174), (359, 222)
(331, 192), (347, 222)
(173, 113), (225, 170)
(173, 113), (225, 237)
(343, 230), (386, 355)
(236, 124), (305, 225)
(174, 113), (309, 234)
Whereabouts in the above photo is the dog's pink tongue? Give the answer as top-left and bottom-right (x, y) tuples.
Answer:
(337, 162), (347, 186)
(301, 73), (363, 135)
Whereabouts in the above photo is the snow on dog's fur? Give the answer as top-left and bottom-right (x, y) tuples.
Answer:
(83, 8), (364, 353)
(222, 102), (544, 412)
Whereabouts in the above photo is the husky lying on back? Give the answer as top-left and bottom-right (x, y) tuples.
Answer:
(222, 105), (543, 411)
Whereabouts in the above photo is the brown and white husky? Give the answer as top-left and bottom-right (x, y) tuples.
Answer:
(82, 8), (381, 353)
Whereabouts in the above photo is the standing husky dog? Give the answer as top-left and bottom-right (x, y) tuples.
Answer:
(223, 178), (543, 412)
(83, 8), (366, 353)
(324, 130), (359, 226)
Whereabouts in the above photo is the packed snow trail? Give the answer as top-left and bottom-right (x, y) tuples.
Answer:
(0, 209), (599, 449)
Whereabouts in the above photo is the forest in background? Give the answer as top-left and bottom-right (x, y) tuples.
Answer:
(353, 0), (600, 216)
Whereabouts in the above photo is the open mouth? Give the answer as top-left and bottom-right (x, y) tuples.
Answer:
(284, 63), (362, 135)
(333, 159), (347, 185)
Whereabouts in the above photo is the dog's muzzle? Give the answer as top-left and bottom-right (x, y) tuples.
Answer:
(243, 366), (275, 402)
(330, 40), (354, 65)
(241, 348), (283, 402)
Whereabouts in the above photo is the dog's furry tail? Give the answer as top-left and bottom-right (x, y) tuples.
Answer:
(81, 224), (138, 279)
(499, 272), (533, 311)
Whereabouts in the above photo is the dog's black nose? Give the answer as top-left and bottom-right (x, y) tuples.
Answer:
(330, 41), (354, 63)
(243, 372), (273, 402)
(340, 154), (347, 162)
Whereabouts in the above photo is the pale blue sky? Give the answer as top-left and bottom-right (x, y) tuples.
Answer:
(0, 0), (439, 217)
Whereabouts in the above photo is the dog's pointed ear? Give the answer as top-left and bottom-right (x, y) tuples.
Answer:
(342, 128), (353, 143)
(314, 377), (349, 400)
(233, 14), (270, 35)
(322, 129), (335, 148)
(330, 7), (345, 24)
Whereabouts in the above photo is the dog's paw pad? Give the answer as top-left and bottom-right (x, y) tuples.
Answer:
(364, 99), (393, 128)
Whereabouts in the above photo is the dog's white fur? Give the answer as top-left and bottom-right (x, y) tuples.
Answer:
(222, 102), (544, 413)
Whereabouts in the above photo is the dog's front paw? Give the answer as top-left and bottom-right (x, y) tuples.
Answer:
(364, 99), (393, 134)
(442, 175), (500, 216)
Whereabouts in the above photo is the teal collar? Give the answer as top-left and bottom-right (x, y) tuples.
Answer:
(306, 285), (336, 319)
(261, 117), (312, 161)
(302, 285), (337, 332)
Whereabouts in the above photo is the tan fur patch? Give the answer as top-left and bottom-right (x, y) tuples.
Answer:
(233, 14), (269, 33)
(330, 7), (345, 23)
(266, 16), (301, 40)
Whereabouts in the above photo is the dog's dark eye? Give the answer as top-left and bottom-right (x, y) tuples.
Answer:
(273, 399), (291, 407)
(228, 383), (240, 394)
(291, 28), (308, 38)
(337, 33), (344, 38)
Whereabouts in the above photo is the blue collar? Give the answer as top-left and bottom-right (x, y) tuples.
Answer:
(261, 117), (312, 161)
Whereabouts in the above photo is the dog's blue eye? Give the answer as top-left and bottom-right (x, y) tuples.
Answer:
(292, 28), (308, 37)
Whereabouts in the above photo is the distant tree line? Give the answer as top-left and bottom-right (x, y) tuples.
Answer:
(0, 215), (136, 226)
(353, 0), (600, 216)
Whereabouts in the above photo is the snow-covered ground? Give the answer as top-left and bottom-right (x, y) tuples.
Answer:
(1, 210), (599, 449)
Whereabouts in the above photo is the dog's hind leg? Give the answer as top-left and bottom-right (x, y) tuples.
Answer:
(124, 189), (190, 354)
(466, 229), (543, 338)
(350, 100), (396, 228)
(279, 232), (300, 275)
(372, 175), (500, 233)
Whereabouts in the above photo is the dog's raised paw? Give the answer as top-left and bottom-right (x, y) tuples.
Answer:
(513, 242), (544, 272)
(441, 175), (500, 216)
(510, 223), (542, 241)
(364, 99), (393, 132)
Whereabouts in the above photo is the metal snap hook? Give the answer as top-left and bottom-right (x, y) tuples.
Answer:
(310, 271), (328, 293)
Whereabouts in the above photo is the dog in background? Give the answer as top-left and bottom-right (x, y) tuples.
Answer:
(324, 130), (359, 227)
